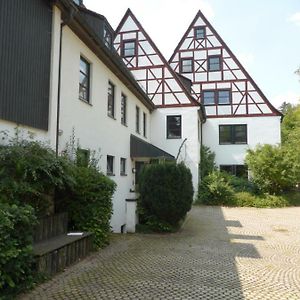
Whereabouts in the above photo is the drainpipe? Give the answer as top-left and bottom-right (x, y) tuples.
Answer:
(55, 7), (76, 156)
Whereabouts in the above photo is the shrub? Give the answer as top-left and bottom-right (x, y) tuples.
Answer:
(197, 171), (235, 205)
(235, 192), (288, 208)
(0, 203), (37, 297)
(226, 174), (259, 194)
(56, 166), (116, 248)
(139, 162), (193, 228)
(0, 141), (74, 217)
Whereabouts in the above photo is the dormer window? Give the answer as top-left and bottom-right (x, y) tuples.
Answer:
(194, 26), (205, 39)
(104, 27), (112, 48)
(180, 58), (193, 73)
(122, 40), (136, 57)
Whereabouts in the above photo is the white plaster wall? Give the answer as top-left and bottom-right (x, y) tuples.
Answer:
(150, 107), (201, 196)
(203, 116), (281, 166)
(59, 26), (152, 232)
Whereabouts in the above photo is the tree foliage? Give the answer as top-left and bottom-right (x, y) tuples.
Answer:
(0, 203), (37, 297)
(199, 145), (216, 179)
(246, 103), (300, 194)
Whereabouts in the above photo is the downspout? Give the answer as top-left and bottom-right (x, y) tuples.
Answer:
(199, 106), (206, 180)
(55, 7), (76, 156)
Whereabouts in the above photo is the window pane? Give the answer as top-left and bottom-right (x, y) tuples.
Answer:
(167, 115), (181, 139)
(123, 41), (136, 56)
(79, 57), (90, 102)
(234, 125), (247, 144)
(104, 27), (111, 48)
(219, 125), (231, 144)
(107, 155), (114, 175)
(236, 165), (248, 178)
(220, 165), (234, 175)
(209, 56), (221, 71)
(120, 158), (126, 175)
(121, 94), (127, 125)
(108, 82), (114, 117)
(136, 106), (140, 133)
(218, 90), (230, 104)
(195, 27), (205, 39)
(143, 112), (147, 137)
(203, 91), (215, 105)
(80, 59), (88, 74)
(181, 59), (193, 73)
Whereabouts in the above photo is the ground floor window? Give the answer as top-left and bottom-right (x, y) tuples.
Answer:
(107, 155), (114, 176)
(220, 164), (248, 178)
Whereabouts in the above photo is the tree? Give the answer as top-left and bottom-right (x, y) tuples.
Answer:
(199, 145), (216, 180)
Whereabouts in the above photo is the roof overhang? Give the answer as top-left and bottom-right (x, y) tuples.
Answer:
(130, 135), (174, 160)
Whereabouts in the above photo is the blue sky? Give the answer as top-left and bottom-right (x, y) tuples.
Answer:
(84, 0), (300, 108)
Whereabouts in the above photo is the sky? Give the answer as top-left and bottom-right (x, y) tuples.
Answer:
(84, 0), (300, 109)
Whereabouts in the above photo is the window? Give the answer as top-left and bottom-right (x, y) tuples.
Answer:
(104, 27), (112, 48)
(219, 124), (247, 144)
(202, 90), (231, 105)
(107, 155), (114, 175)
(220, 165), (248, 178)
(79, 56), (90, 102)
(120, 158), (126, 176)
(180, 58), (193, 73)
(218, 90), (231, 105)
(76, 148), (90, 167)
(167, 115), (182, 139)
(122, 40), (136, 57)
(208, 56), (221, 71)
(143, 112), (147, 137)
(194, 26), (205, 39)
(136, 106), (140, 133)
(107, 81), (115, 118)
(202, 91), (215, 105)
(121, 93), (127, 125)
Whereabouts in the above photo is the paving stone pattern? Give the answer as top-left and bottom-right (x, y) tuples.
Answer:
(20, 206), (300, 299)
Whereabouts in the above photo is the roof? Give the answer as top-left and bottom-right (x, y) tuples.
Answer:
(130, 135), (175, 160)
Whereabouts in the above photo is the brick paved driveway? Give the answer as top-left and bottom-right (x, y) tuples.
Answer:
(20, 206), (300, 299)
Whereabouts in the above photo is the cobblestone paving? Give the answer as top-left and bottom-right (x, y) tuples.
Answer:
(20, 206), (300, 299)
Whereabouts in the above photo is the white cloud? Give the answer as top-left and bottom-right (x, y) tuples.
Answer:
(288, 12), (300, 27)
(271, 91), (300, 109)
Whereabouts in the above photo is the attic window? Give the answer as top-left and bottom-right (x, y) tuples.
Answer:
(194, 26), (205, 39)
(122, 40), (136, 57)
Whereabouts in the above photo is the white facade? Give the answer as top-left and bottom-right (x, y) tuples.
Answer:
(203, 116), (281, 167)
(151, 107), (201, 193)
(58, 24), (153, 232)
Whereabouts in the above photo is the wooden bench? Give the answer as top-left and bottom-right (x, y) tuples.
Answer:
(33, 213), (93, 276)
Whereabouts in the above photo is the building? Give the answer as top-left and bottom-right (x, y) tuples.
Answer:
(0, 0), (281, 232)
(0, 0), (174, 233)
(168, 10), (282, 175)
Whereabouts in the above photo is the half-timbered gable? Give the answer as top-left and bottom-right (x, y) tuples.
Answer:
(114, 9), (199, 108)
(169, 10), (281, 118)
